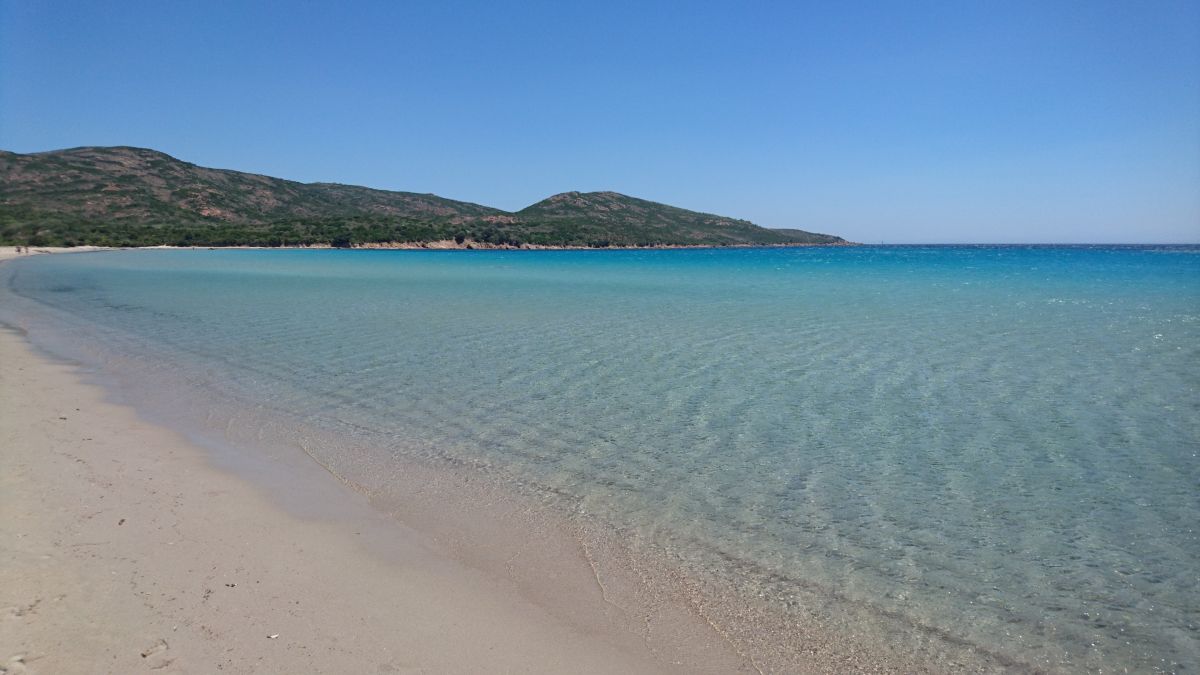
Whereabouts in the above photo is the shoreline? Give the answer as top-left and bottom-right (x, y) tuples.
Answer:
(346, 239), (860, 250)
(0, 247), (1012, 673)
(0, 321), (751, 674)
(1, 241), (857, 256)
(2, 247), (754, 673)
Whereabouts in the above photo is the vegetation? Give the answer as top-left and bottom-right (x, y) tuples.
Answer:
(0, 147), (847, 248)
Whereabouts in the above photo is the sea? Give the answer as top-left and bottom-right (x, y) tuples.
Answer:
(2, 245), (1196, 671)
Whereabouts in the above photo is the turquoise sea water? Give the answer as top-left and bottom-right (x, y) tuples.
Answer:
(2, 246), (1197, 671)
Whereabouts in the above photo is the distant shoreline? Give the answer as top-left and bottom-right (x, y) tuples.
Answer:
(3, 240), (859, 256)
(347, 239), (862, 250)
(8, 242), (1196, 261)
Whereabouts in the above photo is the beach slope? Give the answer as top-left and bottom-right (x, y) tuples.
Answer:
(0, 326), (739, 674)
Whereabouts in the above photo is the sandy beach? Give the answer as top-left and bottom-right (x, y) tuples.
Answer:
(0, 247), (763, 674)
(0, 246), (111, 261)
(2, 335), (680, 673)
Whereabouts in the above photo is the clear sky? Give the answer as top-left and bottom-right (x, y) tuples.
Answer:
(2, 1), (1198, 243)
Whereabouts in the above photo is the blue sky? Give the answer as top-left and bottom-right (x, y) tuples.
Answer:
(2, 1), (1197, 243)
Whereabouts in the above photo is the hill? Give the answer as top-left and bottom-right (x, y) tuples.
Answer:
(514, 191), (840, 246)
(0, 147), (847, 248)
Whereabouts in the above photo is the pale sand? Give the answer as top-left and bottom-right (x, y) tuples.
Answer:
(0, 326), (762, 673)
(0, 246), (111, 262)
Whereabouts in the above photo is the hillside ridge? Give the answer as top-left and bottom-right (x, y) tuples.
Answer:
(1, 146), (848, 248)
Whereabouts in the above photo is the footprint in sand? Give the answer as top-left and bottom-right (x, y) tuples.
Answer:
(140, 638), (168, 659)
(139, 638), (173, 670)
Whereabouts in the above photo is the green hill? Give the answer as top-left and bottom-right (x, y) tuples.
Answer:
(514, 191), (840, 246)
(0, 146), (847, 248)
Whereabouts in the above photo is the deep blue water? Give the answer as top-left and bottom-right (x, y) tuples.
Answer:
(3, 245), (1197, 671)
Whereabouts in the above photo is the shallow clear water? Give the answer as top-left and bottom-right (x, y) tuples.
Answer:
(3, 246), (1198, 671)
